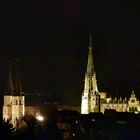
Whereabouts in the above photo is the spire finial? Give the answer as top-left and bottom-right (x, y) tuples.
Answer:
(131, 88), (134, 94)
(89, 32), (95, 48)
(89, 34), (92, 47)
(132, 89), (135, 95)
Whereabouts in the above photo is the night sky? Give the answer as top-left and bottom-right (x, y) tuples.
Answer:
(0, 1), (140, 105)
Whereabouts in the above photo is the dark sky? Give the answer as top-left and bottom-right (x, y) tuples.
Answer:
(0, 1), (140, 105)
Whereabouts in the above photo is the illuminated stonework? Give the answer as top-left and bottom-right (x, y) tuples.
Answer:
(3, 60), (25, 127)
(3, 96), (25, 127)
(81, 37), (140, 114)
(81, 36), (100, 114)
(101, 90), (140, 113)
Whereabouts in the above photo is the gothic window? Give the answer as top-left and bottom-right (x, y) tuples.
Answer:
(20, 100), (22, 105)
(16, 100), (18, 105)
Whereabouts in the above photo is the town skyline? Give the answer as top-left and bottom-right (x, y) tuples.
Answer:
(0, 1), (140, 105)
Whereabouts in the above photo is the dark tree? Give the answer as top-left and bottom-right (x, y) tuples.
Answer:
(0, 119), (14, 140)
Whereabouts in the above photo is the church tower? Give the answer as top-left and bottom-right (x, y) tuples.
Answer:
(81, 35), (100, 114)
(3, 60), (25, 127)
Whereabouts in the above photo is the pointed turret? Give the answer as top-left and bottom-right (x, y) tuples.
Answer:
(131, 89), (135, 98)
(14, 59), (23, 95)
(132, 89), (135, 95)
(119, 97), (122, 103)
(6, 60), (14, 94)
(81, 35), (100, 114)
(123, 97), (127, 103)
(3, 59), (25, 127)
(114, 97), (117, 103)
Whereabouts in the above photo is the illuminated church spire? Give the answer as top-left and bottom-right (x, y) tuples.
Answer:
(3, 59), (25, 127)
(6, 59), (14, 94)
(81, 35), (100, 114)
(87, 35), (94, 75)
(14, 59), (23, 95)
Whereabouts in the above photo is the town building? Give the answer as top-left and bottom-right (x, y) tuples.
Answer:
(81, 36), (140, 114)
(3, 60), (25, 127)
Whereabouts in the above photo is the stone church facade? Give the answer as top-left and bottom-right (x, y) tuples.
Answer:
(100, 90), (140, 113)
(3, 60), (25, 127)
(81, 36), (140, 114)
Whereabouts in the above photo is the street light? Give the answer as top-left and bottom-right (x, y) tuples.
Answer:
(35, 115), (44, 122)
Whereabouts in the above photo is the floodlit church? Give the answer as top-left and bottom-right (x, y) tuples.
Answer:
(81, 36), (140, 114)
(3, 60), (25, 127)
(2, 37), (140, 127)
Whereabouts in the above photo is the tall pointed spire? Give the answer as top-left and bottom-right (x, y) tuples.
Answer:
(6, 59), (14, 94)
(87, 35), (94, 74)
(81, 35), (100, 114)
(14, 58), (23, 95)
(3, 58), (25, 127)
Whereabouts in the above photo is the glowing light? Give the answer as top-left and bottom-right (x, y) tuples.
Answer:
(72, 133), (75, 136)
(36, 115), (44, 122)
(91, 119), (95, 122)
(135, 111), (139, 114)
